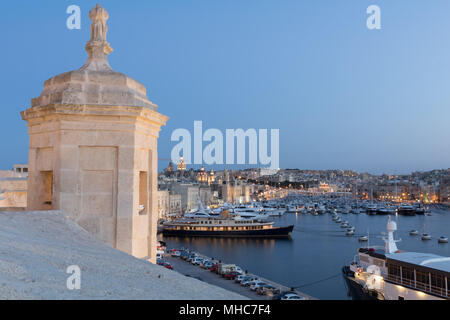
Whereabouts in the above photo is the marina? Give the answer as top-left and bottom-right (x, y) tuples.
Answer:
(1, 0), (450, 305)
(342, 216), (450, 300)
(160, 197), (450, 300)
(159, 248), (314, 300)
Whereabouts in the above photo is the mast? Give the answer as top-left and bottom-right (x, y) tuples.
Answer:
(395, 181), (398, 202)
(370, 186), (374, 204)
(383, 216), (401, 254)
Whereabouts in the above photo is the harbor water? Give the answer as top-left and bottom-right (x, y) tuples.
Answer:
(162, 208), (450, 300)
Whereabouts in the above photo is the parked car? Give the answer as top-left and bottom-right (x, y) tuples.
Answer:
(217, 263), (236, 275)
(192, 257), (204, 265)
(235, 274), (250, 284)
(241, 277), (259, 287)
(202, 261), (214, 269)
(250, 281), (267, 291)
(257, 284), (279, 296)
(187, 254), (197, 263)
(163, 262), (173, 270)
(273, 291), (299, 300)
(224, 271), (241, 280)
(156, 259), (164, 266)
(209, 264), (218, 273)
(281, 293), (305, 300)
(171, 250), (181, 257)
(235, 266), (244, 274)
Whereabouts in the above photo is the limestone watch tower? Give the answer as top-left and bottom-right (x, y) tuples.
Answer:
(21, 4), (168, 262)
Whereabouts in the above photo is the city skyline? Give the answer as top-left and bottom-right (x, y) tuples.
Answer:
(1, 1), (450, 174)
(159, 161), (450, 177)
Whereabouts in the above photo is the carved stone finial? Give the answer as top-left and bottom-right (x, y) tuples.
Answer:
(81, 4), (113, 71)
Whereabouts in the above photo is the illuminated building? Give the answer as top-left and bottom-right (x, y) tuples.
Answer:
(177, 157), (186, 171)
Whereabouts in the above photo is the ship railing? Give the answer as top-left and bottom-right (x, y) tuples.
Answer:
(387, 274), (449, 298)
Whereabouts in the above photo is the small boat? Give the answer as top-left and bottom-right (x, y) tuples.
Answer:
(346, 230), (355, 236)
(421, 233), (432, 241)
(409, 230), (419, 236)
(317, 205), (326, 214)
(376, 206), (389, 215)
(347, 226), (355, 232)
(366, 204), (377, 215)
(263, 207), (286, 217)
(286, 205), (297, 213)
(438, 236), (448, 244)
(358, 235), (368, 242)
(341, 222), (349, 228)
(415, 207), (425, 215)
(398, 203), (416, 216)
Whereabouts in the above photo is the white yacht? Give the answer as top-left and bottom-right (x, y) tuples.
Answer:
(184, 199), (211, 218)
(231, 205), (269, 220)
(286, 205), (298, 213)
(261, 204), (286, 217)
(317, 204), (326, 214)
(398, 203), (416, 216)
(343, 217), (450, 300)
(421, 233), (432, 241)
(366, 204), (378, 215)
(262, 206), (285, 217)
(438, 237), (449, 244)
(358, 235), (369, 242)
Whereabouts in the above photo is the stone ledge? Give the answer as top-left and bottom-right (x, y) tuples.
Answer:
(21, 104), (169, 129)
(31, 69), (157, 111)
(0, 210), (247, 300)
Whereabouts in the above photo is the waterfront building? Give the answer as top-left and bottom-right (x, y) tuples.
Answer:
(177, 157), (187, 171)
(169, 183), (200, 212)
(20, 5), (168, 261)
(220, 177), (251, 204)
(319, 182), (331, 193)
(169, 193), (182, 216)
(208, 170), (216, 184)
(439, 176), (450, 204)
(197, 166), (208, 184)
(12, 164), (28, 177)
(196, 166), (216, 185)
(0, 165), (28, 210)
(157, 189), (182, 219)
(157, 189), (170, 219)
(199, 185), (212, 207)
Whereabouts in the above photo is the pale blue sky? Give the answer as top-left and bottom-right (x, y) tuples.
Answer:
(1, 0), (449, 174)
